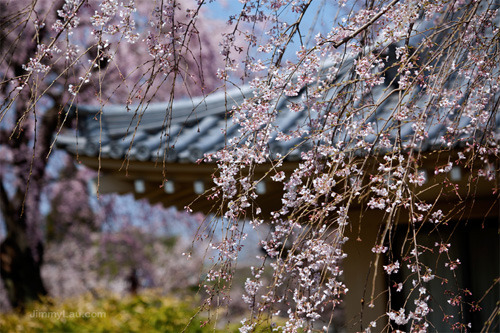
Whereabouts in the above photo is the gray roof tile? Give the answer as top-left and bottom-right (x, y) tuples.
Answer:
(57, 60), (500, 163)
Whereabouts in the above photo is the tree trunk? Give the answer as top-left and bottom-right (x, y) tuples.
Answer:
(0, 101), (61, 311)
(0, 232), (47, 311)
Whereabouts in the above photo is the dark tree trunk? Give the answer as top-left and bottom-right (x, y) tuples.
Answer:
(0, 99), (61, 311)
(0, 0), (69, 311)
(128, 267), (139, 295)
(0, 234), (47, 311)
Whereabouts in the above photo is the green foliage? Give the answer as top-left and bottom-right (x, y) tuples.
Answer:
(0, 291), (229, 332)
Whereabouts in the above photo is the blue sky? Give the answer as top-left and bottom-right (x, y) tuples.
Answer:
(204, 0), (339, 56)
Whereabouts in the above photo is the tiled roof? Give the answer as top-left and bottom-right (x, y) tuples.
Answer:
(56, 60), (500, 163)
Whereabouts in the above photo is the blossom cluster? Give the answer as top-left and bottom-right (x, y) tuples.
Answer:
(197, 1), (500, 331)
(2, 0), (499, 331)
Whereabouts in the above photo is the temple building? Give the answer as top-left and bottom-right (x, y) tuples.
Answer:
(57, 59), (499, 330)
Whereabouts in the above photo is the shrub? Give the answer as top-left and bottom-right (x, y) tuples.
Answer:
(0, 291), (224, 332)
